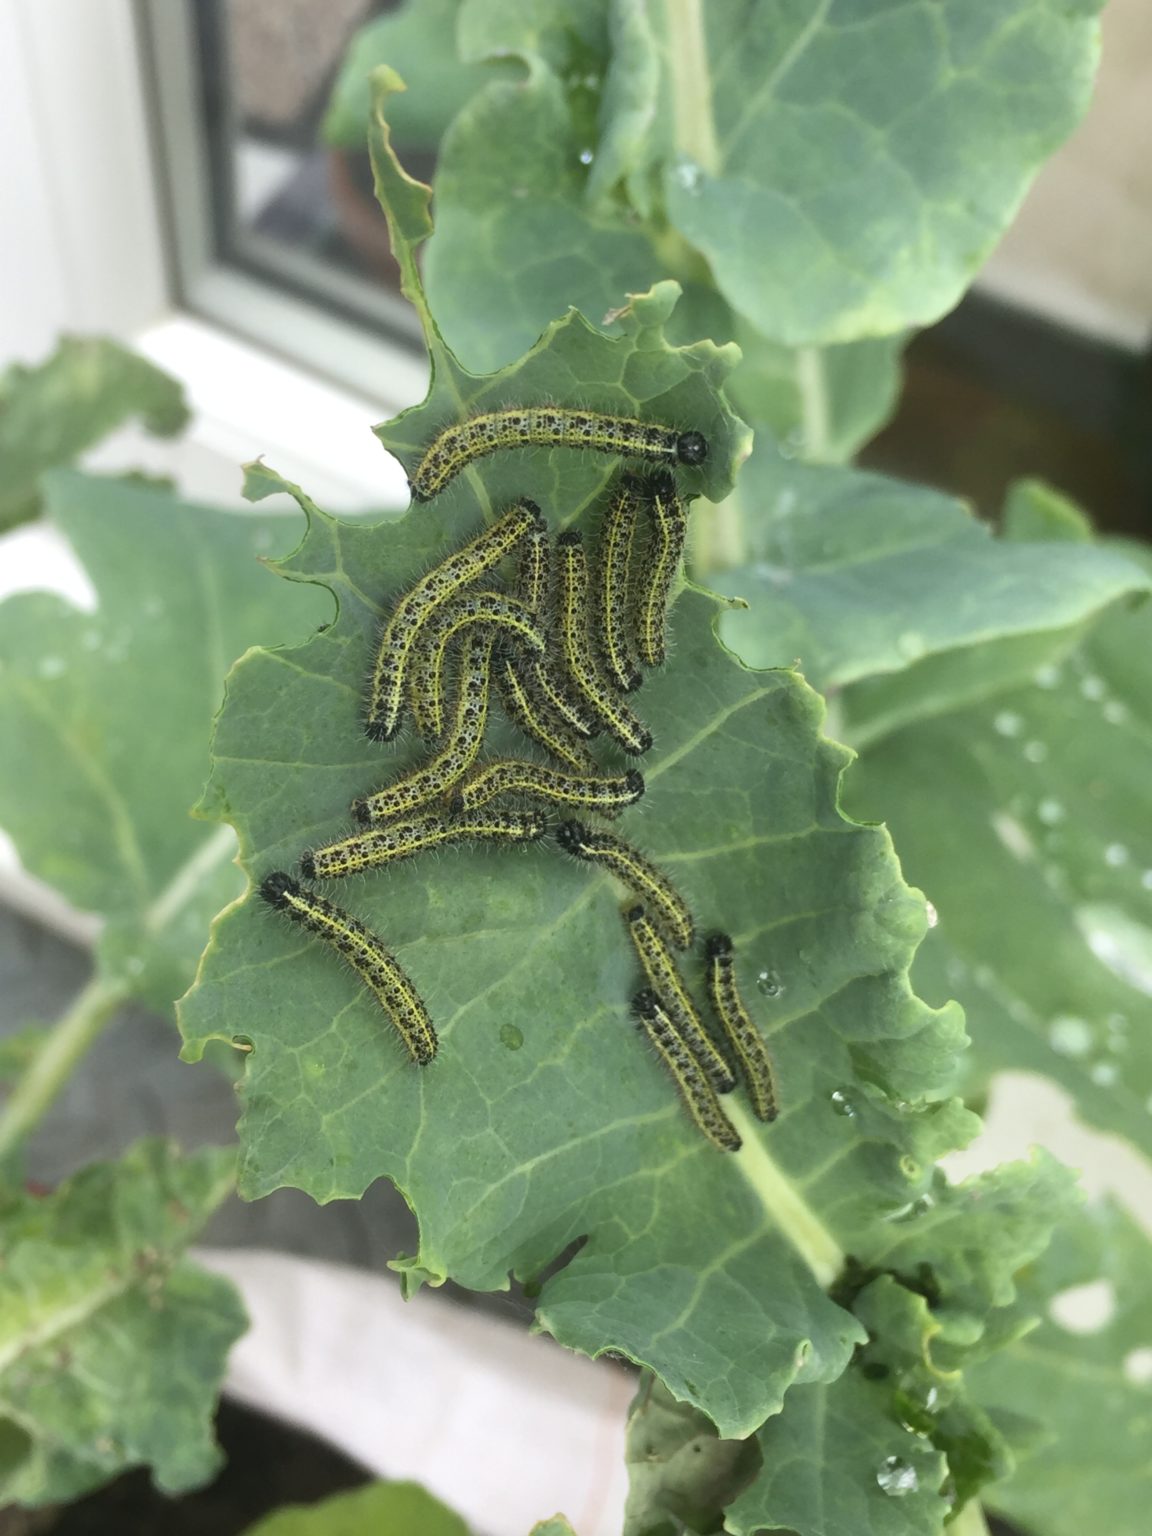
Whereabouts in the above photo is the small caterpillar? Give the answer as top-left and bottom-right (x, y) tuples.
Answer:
(595, 474), (643, 693)
(451, 760), (644, 818)
(409, 407), (709, 502)
(623, 904), (735, 1093)
(556, 821), (693, 948)
(365, 499), (541, 741)
(495, 655), (598, 773)
(704, 933), (779, 1123)
(636, 471), (687, 668)
(515, 514), (551, 616)
(301, 808), (545, 879)
(632, 988), (741, 1152)
(407, 590), (545, 740)
(556, 531), (652, 755)
(259, 872), (436, 1064)
(354, 630), (494, 825)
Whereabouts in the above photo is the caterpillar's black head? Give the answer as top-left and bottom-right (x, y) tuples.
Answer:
(645, 468), (679, 499)
(676, 430), (708, 466)
(556, 529), (583, 548)
(555, 818), (588, 854)
(624, 902), (646, 924)
(519, 497), (544, 528)
(260, 871), (298, 909)
(624, 769), (646, 800)
(364, 717), (396, 743)
(633, 726), (654, 755)
(631, 988), (661, 1022)
(298, 851), (316, 881)
(351, 798), (372, 827)
(704, 931), (734, 960)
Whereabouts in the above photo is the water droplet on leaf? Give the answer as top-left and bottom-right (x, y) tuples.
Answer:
(756, 968), (783, 997)
(830, 1089), (856, 1117)
(877, 1457), (919, 1496)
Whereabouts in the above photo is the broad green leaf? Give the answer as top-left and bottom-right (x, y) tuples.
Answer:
(180, 78), (985, 1445)
(323, 0), (492, 149)
(0, 1140), (243, 1507)
(717, 458), (1149, 739)
(0, 337), (188, 532)
(970, 1201), (1152, 1536)
(623, 1374), (757, 1535)
(845, 565), (1152, 1155)
(530, 1520), (580, 1536)
(0, 472), (327, 1011)
(662, 0), (1105, 346)
(242, 1480), (469, 1536)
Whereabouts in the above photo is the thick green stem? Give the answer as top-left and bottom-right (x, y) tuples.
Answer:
(664, 0), (720, 173)
(0, 972), (130, 1160)
(692, 485), (748, 577)
(796, 346), (833, 463)
(729, 1100), (844, 1287)
(951, 1501), (992, 1536)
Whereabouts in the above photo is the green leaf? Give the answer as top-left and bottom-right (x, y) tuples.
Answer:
(242, 1480), (469, 1536)
(970, 1201), (1152, 1536)
(0, 337), (188, 532)
(845, 559), (1152, 1155)
(179, 79), (987, 1449)
(323, 0), (492, 149)
(0, 472), (328, 1011)
(0, 1140), (244, 1507)
(662, 0), (1105, 345)
(717, 458), (1150, 739)
(529, 1520), (580, 1536)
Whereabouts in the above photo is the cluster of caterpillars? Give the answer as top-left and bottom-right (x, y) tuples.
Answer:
(260, 408), (777, 1151)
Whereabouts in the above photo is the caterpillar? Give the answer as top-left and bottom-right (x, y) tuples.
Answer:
(409, 407), (709, 502)
(704, 933), (779, 1123)
(364, 498), (541, 741)
(555, 821), (693, 948)
(354, 630), (494, 825)
(623, 904), (735, 1093)
(494, 655), (598, 773)
(451, 760), (644, 818)
(556, 530), (652, 755)
(635, 471), (687, 669)
(632, 988), (741, 1152)
(515, 513), (551, 616)
(259, 871), (436, 1064)
(595, 474), (643, 693)
(407, 590), (545, 740)
(301, 807), (545, 879)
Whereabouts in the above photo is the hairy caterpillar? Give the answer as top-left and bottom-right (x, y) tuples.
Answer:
(354, 630), (494, 825)
(364, 499), (541, 741)
(556, 531), (652, 755)
(595, 474), (643, 693)
(409, 408), (708, 501)
(259, 872), (436, 1064)
(632, 988), (741, 1152)
(705, 933), (779, 1123)
(407, 590), (545, 740)
(555, 821), (693, 948)
(301, 807), (545, 879)
(451, 760), (644, 818)
(623, 904), (735, 1093)
(494, 655), (598, 773)
(635, 471), (687, 668)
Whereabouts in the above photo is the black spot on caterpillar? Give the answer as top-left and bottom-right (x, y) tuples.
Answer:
(301, 808), (545, 879)
(705, 933), (779, 1123)
(555, 530), (652, 755)
(409, 408), (708, 501)
(556, 820), (693, 948)
(623, 903), (735, 1094)
(632, 988), (741, 1152)
(635, 471), (687, 669)
(258, 872), (436, 1064)
(451, 760), (644, 818)
(595, 473), (643, 693)
(364, 499), (541, 742)
(354, 629), (494, 825)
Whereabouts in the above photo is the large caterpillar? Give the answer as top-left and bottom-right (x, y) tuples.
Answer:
(409, 408), (708, 502)
(451, 760), (644, 818)
(632, 988), (741, 1152)
(635, 471), (688, 669)
(555, 820), (694, 948)
(704, 933), (779, 1123)
(301, 808), (545, 880)
(259, 872), (436, 1065)
(595, 473), (643, 694)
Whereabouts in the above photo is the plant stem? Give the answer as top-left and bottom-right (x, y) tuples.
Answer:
(664, 0), (721, 173)
(729, 1101), (844, 1286)
(796, 346), (833, 463)
(0, 972), (130, 1161)
(951, 1501), (992, 1536)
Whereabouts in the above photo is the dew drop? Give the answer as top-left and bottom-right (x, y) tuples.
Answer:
(924, 900), (939, 929)
(673, 155), (703, 193)
(756, 968), (783, 998)
(830, 1089), (856, 1118)
(499, 1022), (524, 1052)
(877, 1457), (919, 1497)
(994, 710), (1023, 737)
(1080, 674), (1106, 701)
(1037, 798), (1065, 826)
(1023, 739), (1048, 764)
(1049, 1016), (1094, 1057)
(578, 147), (594, 166)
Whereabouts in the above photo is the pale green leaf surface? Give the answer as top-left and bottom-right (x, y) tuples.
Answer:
(663, 0), (1105, 345)
(0, 1140), (243, 1507)
(845, 573), (1152, 1155)
(717, 459), (1149, 737)
(242, 1479), (469, 1536)
(530, 1519), (580, 1536)
(970, 1201), (1152, 1536)
(323, 0), (492, 148)
(0, 337), (188, 531)
(0, 472), (327, 1009)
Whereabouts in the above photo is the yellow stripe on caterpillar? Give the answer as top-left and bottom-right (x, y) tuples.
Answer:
(623, 904), (735, 1094)
(451, 760), (644, 818)
(635, 471), (687, 669)
(556, 820), (693, 948)
(632, 988), (741, 1152)
(705, 932), (779, 1123)
(301, 807), (545, 879)
(595, 474), (643, 693)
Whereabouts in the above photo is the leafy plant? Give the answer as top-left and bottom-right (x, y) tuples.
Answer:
(2, 2), (1150, 1533)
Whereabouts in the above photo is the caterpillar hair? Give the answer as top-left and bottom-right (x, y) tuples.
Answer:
(451, 760), (644, 818)
(301, 808), (545, 879)
(635, 471), (687, 669)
